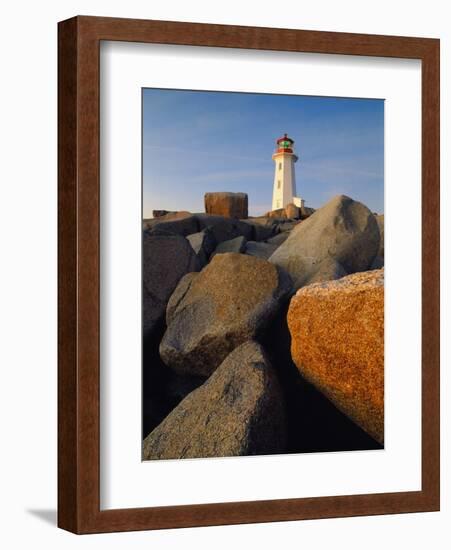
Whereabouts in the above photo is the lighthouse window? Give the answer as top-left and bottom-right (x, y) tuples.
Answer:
(277, 180), (281, 189)
(278, 162), (282, 170)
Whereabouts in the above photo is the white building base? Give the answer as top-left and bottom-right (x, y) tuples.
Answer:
(293, 196), (305, 209)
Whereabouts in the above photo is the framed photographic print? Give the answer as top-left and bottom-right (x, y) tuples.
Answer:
(58, 16), (440, 533)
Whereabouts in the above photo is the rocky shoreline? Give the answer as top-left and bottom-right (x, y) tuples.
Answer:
(142, 193), (384, 459)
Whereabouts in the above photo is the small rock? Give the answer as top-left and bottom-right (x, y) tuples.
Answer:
(265, 208), (287, 219)
(287, 269), (384, 444)
(152, 210), (172, 218)
(266, 232), (289, 246)
(245, 241), (279, 260)
(144, 211), (185, 228)
(246, 217), (278, 227)
(204, 192), (248, 219)
(143, 341), (286, 459)
(195, 214), (254, 243)
(160, 253), (293, 376)
(285, 203), (300, 219)
(212, 235), (247, 256)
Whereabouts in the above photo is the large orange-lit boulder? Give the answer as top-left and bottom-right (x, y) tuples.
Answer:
(287, 269), (384, 443)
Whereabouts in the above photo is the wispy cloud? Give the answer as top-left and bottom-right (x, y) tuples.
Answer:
(301, 159), (383, 183)
(144, 144), (268, 164)
(183, 169), (270, 184)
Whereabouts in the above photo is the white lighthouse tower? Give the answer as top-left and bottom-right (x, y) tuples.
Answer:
(271, 133), (304, 211)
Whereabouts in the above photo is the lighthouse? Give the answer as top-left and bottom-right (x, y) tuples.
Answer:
(271, 133), (304, 211)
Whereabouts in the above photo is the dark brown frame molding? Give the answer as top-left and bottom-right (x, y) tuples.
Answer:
(58, 15), (440, 534)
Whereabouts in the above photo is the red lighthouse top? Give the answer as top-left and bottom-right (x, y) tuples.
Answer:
(275, 133), (294, 153)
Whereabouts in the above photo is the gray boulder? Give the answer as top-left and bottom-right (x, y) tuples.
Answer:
(245, 241), (279, 260)
(143, 341), (286, 460)
(204, 192), (248, 219)
(143, 233), (200, 337)
(160, 253), (293, 376)
(269, 195), (380, 289)
(212, 235), (247, 257)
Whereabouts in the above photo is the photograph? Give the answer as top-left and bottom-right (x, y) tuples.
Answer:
(0, 1), (443, 543)
(141, 88), (385, 460)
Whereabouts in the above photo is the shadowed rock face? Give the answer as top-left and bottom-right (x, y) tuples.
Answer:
(241, 219), (276, 242)
(288, 269), (384, 444)
(376, 214), (384, 258)
(187, 228), (216, 266)
(143, 341), (286, 460)
(142, 233), (200, 338)
(196, 214), (254, 242)
(300, 205), (315, 219)
(307, 257), (348, 284)
(204, 192), (248, 219)
(370, 214), (385, 269)
(269, 195), (380, 289)
(160, 253), (293, 377)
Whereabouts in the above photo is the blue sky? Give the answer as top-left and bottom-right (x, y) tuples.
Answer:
(142, 89), (384, 218)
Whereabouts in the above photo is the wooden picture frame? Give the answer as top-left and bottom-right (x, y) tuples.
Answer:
(58, 15), (440, 534)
